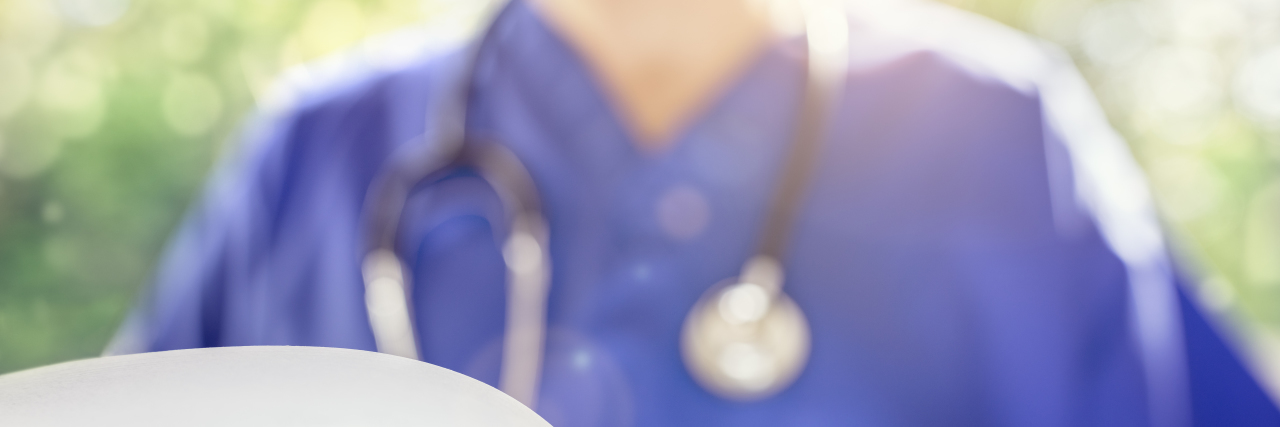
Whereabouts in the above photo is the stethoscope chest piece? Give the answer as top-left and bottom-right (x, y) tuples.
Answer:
(681, 256), (811, 400)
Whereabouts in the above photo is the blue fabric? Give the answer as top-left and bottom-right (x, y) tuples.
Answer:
(1178, 281), (1280, 426)
(130, 1), (1278, 425)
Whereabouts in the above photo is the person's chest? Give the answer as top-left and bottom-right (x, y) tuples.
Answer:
(386, 7), (1140, 424)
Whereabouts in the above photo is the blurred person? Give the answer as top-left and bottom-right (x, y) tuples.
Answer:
(107, 0), (1279, 425)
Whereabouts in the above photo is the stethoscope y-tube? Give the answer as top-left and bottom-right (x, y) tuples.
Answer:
(361, 0), (849, 406)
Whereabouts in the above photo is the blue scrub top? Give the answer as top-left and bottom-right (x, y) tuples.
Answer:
(118, 0), (1278, 425)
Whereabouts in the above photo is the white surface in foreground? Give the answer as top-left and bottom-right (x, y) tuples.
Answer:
(0, 346), (552, 427)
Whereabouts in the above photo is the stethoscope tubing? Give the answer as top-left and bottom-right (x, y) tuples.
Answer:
(360, 0), (853, 406)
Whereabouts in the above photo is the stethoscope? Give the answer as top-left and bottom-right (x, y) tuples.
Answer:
(360, 0), (848, 407)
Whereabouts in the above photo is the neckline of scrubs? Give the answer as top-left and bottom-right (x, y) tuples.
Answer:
(484, 0), (808, 172)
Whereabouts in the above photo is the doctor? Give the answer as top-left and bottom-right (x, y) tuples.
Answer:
(112, 0), (1278, 425)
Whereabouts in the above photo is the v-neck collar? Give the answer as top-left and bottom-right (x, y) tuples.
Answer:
(475, 0), (808, 172)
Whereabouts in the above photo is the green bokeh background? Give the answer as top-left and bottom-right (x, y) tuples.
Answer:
(0, 0), (1277, 393)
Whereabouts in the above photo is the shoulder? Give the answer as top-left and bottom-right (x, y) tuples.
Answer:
(246, 26), (472, 155)
(217, 25), (473, 193)
(835, 0), (1165, 256)
(195, 25), (477, 236)
(821, 0), (1071, 171)
(840, 0), (1066, 97)
(819, 0), (1080, 169)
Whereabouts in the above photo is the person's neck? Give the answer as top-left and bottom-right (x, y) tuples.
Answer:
(529, 0), (774, 150)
